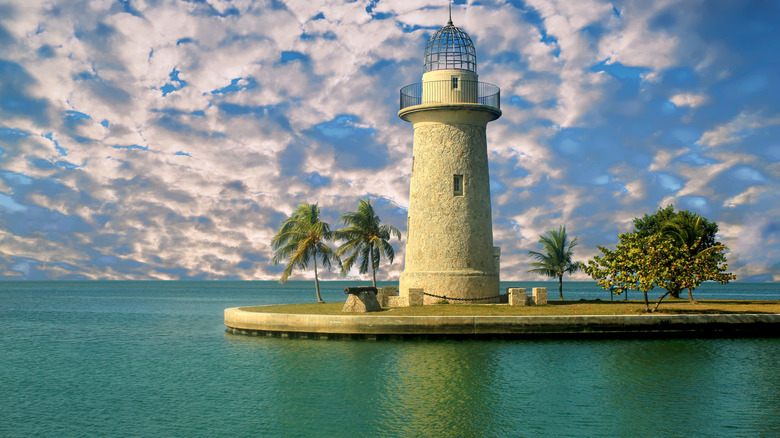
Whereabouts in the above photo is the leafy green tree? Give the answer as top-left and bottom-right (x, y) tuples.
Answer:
(585, 217), (737, 312)
(633, 205), (726, 302)
(271, 203), (335, 303)
(528, 225), (581, 301)
(584, 232), (657, 311)
(335, 199), (401, 287)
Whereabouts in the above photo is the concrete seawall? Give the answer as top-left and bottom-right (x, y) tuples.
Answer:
(225, 307), (780, 339)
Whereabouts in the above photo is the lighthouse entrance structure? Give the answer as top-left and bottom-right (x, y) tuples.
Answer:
(398, 16), (502, 304)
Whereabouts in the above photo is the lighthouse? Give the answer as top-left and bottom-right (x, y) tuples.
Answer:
(398, 13), (502, 304)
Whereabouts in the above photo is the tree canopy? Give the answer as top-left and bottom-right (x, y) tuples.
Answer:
(335, 198), (401, 287)
(584, 206), (736, 311)
(271, 203), (335, 303)
(528, 225), (580, 301)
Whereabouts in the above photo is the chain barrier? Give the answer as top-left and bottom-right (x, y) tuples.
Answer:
(421, 291), (508, 302)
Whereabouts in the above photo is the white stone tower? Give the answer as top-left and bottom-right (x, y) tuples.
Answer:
(398, 14), (501, 304)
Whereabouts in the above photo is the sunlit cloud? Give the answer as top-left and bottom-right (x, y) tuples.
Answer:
(0, 0), (778, 282)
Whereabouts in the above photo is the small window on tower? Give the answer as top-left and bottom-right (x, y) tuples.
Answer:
(453, 174), (464, 196)
(452, 77), (459, 89)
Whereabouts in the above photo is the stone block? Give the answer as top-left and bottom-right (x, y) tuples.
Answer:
(386, 296), (409, 308)
(342, 291), (382, 312)
(408, 288), (424, 306)
(508, 288), (527, 306)
(378, 286), (398, 297)
(532, 287), (548, 305)
(377, 287), (398, 307)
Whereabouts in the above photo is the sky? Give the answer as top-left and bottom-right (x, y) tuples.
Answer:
(0, 0), (779, 282)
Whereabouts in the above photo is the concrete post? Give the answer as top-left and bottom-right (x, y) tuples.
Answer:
(508, 288), (527, 306)
(532, 287), (548, 305)
(408, 288), (424, 306)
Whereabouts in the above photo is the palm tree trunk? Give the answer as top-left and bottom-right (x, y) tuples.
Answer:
(313, 250), (324, 303)
(558, 275), (563, 301)
(370, 245), (377, 288)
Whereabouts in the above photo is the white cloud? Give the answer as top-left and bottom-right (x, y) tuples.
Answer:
(669, 93), (708, 108)
(0, 0), (778, 282)
(697, 112), (780, 148)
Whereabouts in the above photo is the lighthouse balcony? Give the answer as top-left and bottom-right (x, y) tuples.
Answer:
(400, 80), (500, 111)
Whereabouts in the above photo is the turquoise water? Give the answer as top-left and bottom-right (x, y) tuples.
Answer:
(1, 281), (779, 437)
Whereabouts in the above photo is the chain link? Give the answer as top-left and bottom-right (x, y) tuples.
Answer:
(421, 291), (508, 302)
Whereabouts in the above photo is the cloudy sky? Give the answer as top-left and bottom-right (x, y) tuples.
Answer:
(0, 0), (778, 282)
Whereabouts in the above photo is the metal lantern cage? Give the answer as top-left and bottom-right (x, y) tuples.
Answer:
(423, 22), (477, 73)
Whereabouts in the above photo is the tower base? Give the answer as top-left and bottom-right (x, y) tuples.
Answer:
(399, 270), (500, 304)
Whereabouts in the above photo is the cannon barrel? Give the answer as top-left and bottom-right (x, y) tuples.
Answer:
(344, 286), (378, 295)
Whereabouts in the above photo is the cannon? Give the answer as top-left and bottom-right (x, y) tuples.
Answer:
(344, 286), (378, 295)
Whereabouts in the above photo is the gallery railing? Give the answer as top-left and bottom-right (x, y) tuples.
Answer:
(400, 80), (500, 111)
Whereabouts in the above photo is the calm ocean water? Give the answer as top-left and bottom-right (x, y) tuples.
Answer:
(1, 280), (779, 437)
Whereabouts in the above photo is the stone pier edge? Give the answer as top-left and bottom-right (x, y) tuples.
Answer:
(224, 307), (780, 340)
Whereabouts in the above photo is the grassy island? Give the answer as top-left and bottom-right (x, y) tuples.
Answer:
(241, 299), (780, 317)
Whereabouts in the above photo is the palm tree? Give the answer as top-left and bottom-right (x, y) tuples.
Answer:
(528, 225), (580, 301)
(271, 203), (335, 303)
(662, 213), (723, 303)
(662, 213), (710, 256)
(335, 199), (401, 287)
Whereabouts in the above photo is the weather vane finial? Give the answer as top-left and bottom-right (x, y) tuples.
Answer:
(448, 0), (453, 25)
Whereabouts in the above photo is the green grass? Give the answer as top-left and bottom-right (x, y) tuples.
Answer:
(239, 299), (780, 316)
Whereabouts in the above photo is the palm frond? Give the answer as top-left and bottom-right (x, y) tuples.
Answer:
(333, 198), (400, 279)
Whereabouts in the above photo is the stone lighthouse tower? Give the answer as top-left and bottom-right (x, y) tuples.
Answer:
(398, 13), (501, 304)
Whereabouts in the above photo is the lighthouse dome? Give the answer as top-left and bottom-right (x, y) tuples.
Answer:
(423, 20), (477, 73)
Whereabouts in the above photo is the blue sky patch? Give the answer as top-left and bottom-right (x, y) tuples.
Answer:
(306, 172), (331, 187)
(37, 44), (56, 58)
(160, 68), (187, 96)
(508, 95), (534, 109)
(676, 153), (717, 167)
(113, 144), (148, 151)
(0, 60), (50, 126)
(66, 110), (90, 120)
(308, 114), (387, 170)
(654, 172), (683, 192)
(118, 0), (143, 18)
(44, 133), (67, 156)
(281, 51), (308, 64)
(0, 193), (26, 212)
(0, 127), (31, 141)
(210, 77), (258, 94)
(591, 59), (648, 81)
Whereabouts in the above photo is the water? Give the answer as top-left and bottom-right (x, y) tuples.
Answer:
(1, 281), (779, 437)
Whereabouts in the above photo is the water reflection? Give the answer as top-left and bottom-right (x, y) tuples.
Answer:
(373, 341), (501, 436)
(223, 335), (780, 437)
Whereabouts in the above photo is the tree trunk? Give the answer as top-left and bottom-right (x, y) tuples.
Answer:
(370, 245), (377, 288)
(313, 251), (324, 303)
(643, 290), (649, 312)
(687, 287), (697, 304)
(558, 275), (564, 301)
(652, 291), (671, 312)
